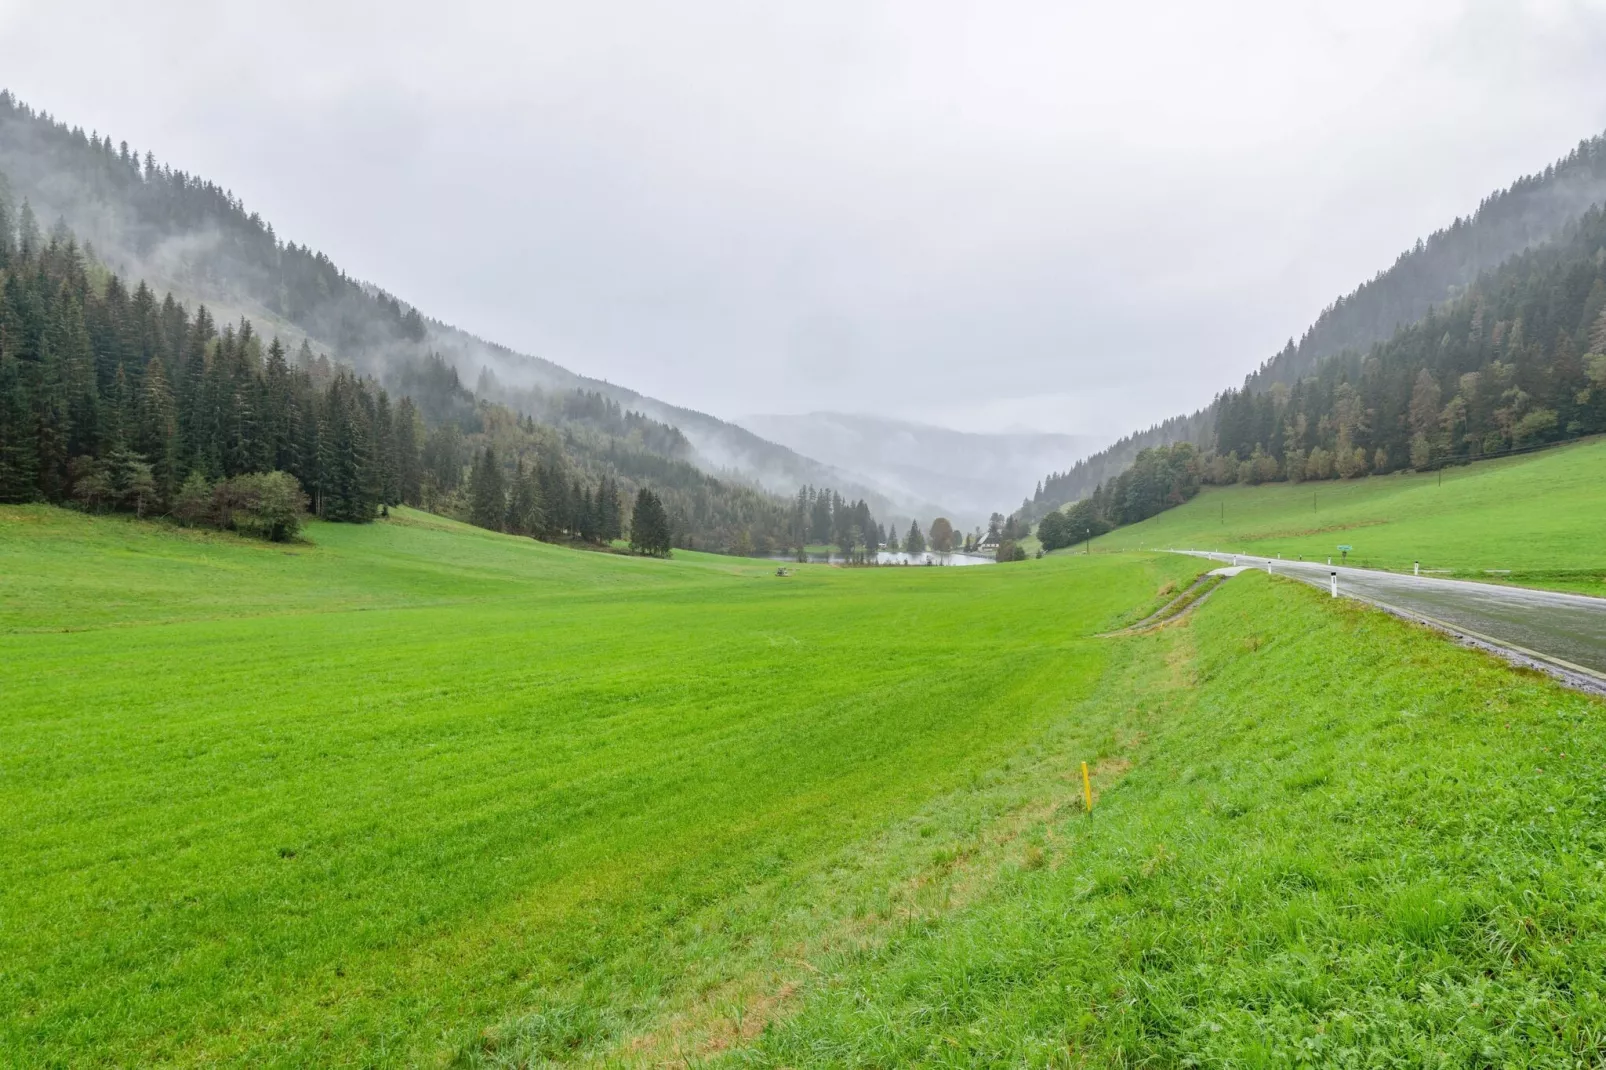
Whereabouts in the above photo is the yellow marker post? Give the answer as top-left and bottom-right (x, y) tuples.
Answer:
(1081, 761), (1093, 815)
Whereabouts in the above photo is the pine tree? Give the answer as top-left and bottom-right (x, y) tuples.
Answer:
(569, 478), (585, 536)
(598, 476), (621, 541)
(372, 389), (398, 505)
(16, 200), (39, 261)
(392, 398), (423, 506)
(134, 357), (177, 501)
(505, 457), (544, 536)
(32, 302), (69, 501)
(578, 485), (599, 542)
(0, 350), (37, 501)
(1590, 304), (1606, 356)
(629, 487), (671, 556)
(469, 445), (506, 530)
(318, 373), (377, 522)
(0, 193), (14, 270)
(54, 287), (98, 461)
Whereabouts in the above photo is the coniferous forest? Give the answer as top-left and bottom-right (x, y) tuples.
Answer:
(1021, 132), (1606, 529)
(1025, 164), (1606, 538)
(0, 196), (631, 543)
(0, 90), (909, 534)
(0, 192), (885, 552)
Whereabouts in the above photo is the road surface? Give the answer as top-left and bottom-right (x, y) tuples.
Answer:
(1177, 550), (1606, 694)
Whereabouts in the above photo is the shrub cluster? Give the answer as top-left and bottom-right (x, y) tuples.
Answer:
(173, 471), (306, 542)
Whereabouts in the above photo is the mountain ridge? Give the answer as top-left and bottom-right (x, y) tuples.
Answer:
(0, 90), (930, 527)
(1019, 128), (1606, 522)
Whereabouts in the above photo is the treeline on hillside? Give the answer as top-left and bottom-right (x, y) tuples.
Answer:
(1246, 134), (1606, 391)
(0, 210), (403, 526)
(0, 194), (885, 554)
(1032, 200), (1606, 541)
(1022, 411), (1208, 526)
(0, 90), (427, 359)
(0, 92), (906, 531)
(460, 443), (625, 545)
(0, 206), (710, 551)
(479, 370), (694, 461)
(1202, 205), (1606, 484)
(407, 354), (814, 553)
(1037, 444), (1200, 549)
(1019, 129), (1606, 524)
(449, 475), (892, 559)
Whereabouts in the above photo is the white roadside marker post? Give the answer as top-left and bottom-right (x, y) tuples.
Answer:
(1414, 560), (1420, 576)
(1330, 572), (1338, 598)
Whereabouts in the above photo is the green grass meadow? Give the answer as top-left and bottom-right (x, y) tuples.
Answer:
(1090, 436), (1606, 592)
(1, 506), (1195, 1066)
(5, 502), (1606, 1065)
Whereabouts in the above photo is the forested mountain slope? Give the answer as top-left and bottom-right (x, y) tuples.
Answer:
(0, 91), (919, 525)
(1021, 129), (1606, 522)
(0, 194), (892, 552)
(1038, 201), (1606, 543)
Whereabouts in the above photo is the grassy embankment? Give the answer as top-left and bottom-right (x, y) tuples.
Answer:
(0, 505), (1194, 1066)
(7, 501), (1606, 1065)
(748, 572), (1606, 1066)
(1087, 435), (1606, 594)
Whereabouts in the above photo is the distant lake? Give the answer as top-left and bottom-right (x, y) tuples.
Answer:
(768, 550), (995, 567)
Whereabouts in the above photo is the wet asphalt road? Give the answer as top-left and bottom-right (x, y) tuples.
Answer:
(1177, 550), (1606, 689)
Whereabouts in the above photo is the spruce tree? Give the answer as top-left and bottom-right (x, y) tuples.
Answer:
(629, 487), (671, 556)
(392, 398), (423, 507)
(0, 351), (36, 501)
(505, 457), (544, 536)
(135, 357), (177, 502)
(469, 446), (506, 531)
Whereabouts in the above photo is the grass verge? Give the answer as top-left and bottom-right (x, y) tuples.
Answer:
(740, 572), (1606, 1065)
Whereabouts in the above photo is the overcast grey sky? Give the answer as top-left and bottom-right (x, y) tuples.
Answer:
(4, 1), (1606, 438)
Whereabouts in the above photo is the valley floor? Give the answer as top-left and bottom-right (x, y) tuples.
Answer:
(3, 505), (1604, 1066)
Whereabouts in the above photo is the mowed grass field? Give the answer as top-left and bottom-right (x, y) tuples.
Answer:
(0, 506), (1198, 1066)
(8, 503), (1606, 1066)
(1089, 436), (1606, 592)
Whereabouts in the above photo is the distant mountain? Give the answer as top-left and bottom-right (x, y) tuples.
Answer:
(742, 412), (1093, 529)
(440, 333), (930, 527)
(1021, 129), (1606, 522)
(0, 91), (924, 526)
